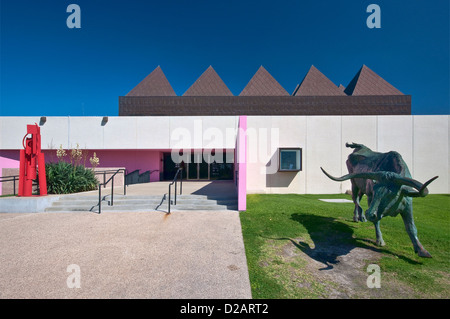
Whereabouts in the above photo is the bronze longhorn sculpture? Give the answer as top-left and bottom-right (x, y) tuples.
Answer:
(321, 143), (438, 258)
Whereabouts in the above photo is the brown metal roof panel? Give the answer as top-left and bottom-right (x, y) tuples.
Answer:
(183, 66), (233, 96)
(344, 65), (403, 96)
(126, 66), (176, 96)
(239, 66), (289, 96)
(294, 66), (346, 96)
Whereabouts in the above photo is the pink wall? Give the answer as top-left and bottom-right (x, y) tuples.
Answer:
(80, 150), (162, 182)
(237, 116), (247, 211)
(0, 151), (21, 196)
(2, 146), (241, 196)
(43, 149), (162, 182)
(0, 149), (163, 195)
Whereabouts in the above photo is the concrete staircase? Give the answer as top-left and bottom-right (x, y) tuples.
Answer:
(44, 193), (238, 213)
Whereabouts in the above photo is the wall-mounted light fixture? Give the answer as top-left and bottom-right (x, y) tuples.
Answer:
(101, 116), (108, 126)
(39, 116), (47, 126)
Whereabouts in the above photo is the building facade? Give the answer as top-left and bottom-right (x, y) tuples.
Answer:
(1, 65), (448, 211)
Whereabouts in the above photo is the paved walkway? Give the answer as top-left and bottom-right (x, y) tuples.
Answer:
(88, 180), (238, 197)
(0, 182), (251, 299)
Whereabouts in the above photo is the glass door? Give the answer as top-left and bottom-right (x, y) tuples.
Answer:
(163, 153), (187, 180)
(188, 153), (198, 180)
(199, 155), (210, 180)
(185, 151), (234, 180)
(187, 153), (210, 180)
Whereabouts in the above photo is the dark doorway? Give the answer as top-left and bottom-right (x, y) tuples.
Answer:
(210, 162), (234, 180)
(188, 153), (209, 180)
(163, 153), (186, 180)
(165, 151), (233, 181)
(188, 153), (234, 180)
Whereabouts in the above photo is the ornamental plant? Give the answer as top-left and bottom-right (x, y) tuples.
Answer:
(56, 144), (66, 160)
(45, 144), (99, 194)
(45, 161), (98, 194)
(89, 152), (100, 168)
(70, 143), (83, 166)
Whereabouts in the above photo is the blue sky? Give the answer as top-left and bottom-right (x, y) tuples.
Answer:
(0, 0), (449, 116)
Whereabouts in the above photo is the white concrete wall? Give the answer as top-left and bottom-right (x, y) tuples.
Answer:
(246, 115), (449, 194)
(412, 116), (449, 194)
(306, 116), (342, 194)
(0, 115), (448, 194)
(1, 117), (70, 150)
(0, 116), (238, 151)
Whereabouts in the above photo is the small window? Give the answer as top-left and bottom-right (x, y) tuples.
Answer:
(279, 148), (302, 172)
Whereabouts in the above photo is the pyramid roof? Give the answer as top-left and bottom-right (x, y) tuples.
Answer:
(126, 66), (176, 96)
(239, 66), (289, 96)
(294, 66), (346, 96)
(344, 65), (403, 96)
(183, 66), (233, 96)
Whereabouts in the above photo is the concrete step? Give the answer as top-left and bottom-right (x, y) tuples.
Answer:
(49, 201), (99, 208)
(94, 203), (237, 212)
(45, 193), (238, 212)
(45, 206), (95, 212)
(111, 198), (237, 206)
(56, 194), (237, 201)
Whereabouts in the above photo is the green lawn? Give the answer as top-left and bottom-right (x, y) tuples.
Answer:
(239, 194), (450, 299)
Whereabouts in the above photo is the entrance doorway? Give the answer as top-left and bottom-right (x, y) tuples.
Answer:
(187, 153), (209, 180)
(187, 153), (234, 181)
(163, 151), (233, 181)
(163, 153), (187, 180)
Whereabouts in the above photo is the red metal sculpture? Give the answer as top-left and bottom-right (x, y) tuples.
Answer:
(18, 123), (47, 196)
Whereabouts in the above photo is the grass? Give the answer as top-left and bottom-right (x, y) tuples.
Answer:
(239, 193), (450, 299)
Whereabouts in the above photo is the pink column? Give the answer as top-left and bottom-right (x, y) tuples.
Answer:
(237, 116), (247, 211)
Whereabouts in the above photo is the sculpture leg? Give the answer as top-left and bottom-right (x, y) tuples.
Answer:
(24, 154), (34, 197)
(374, 220), (385, 247)
(353, 203), (362, 222)
(352, 204), (361, 222)
(351, 185), (363, 222)
(400, 210), (431, 258)
(367, 192), (373, 206)
(357, 192), (366, 222)
(18, 149), (26, 197)
(37, 153), (47, 196)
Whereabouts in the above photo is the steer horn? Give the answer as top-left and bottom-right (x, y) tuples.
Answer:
(320, 167), (385, 182)
(396, 175), (439, 197)
(320, 167), (438, 198)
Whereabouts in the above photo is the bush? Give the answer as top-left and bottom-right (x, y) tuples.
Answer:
(45, 162), (99, 194)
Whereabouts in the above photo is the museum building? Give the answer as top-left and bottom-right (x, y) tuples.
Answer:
(0, 65), (448, 211)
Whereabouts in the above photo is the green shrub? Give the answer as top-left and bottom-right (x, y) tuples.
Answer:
(45, 162), (99, 194)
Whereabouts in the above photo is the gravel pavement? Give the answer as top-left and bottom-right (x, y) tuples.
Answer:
(0, 210), (252, 299)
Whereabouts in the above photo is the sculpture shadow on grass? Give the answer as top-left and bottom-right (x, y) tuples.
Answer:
(289, 213), (365, 270)
(281, 213), (419, 270)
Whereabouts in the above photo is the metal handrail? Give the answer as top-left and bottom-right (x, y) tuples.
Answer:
(0, 175), (40, 196)
(94, 169), (128, 188)
(0, 169), (127, 201)
(97, 168), (127, 214)
(0, 175), (19, 196)
(168, 167), (183, 214)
